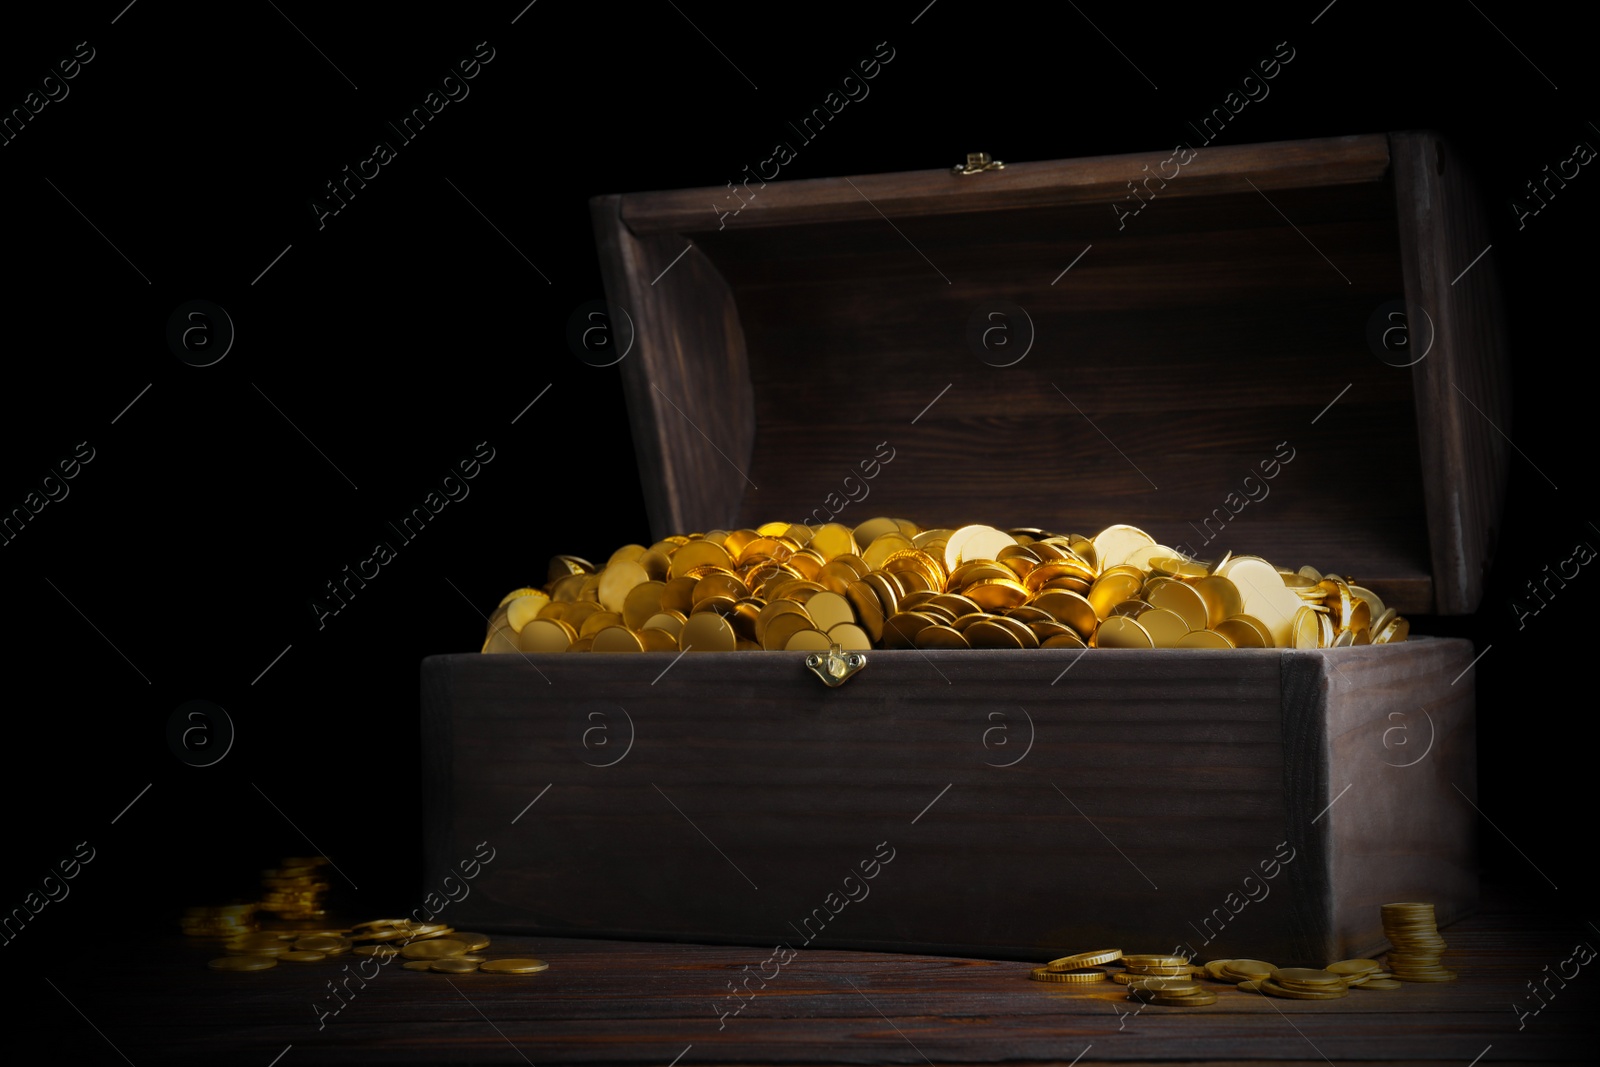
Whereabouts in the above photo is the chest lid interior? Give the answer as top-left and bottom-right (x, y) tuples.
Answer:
(591, 133), (1509, 615)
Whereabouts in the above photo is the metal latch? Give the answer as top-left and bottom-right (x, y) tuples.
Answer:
(805, 643), (867, 687)
(953, 152), (1005, 176)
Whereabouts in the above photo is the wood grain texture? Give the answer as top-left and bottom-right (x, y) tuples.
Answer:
(616, 135), (1393, 234)
(591, 195), (755, 539)
(86, 885), (1595, 1065)
(423, 639), (1476, 966)
(1391, 132), (1513, 613)
(1317, 638), (1478, 957)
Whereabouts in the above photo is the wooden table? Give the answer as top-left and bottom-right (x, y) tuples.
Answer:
(46, 884), (1595, 1065)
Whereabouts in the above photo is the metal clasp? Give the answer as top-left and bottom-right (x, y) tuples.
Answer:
(805, 643), (867, 687)
(953, 152), (1005, 176)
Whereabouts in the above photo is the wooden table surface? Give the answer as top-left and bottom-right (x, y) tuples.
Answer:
(47, 884), (1595, 1066)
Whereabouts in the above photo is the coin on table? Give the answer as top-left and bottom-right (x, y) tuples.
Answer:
(1326, 959), (1381, 976)
(1029, 967), (1107, 983)
(1125, 977), (1201, 994)
(403, 961), (434, 971)
(1121, 955), (1190, 969)
(1352, 978), (1403, 990)
(479, 958), (550, 974)
(1272, 967), (1345, 986)
(430, 958), (482, 973)
(401, 939), (468, 960)
(294, 935), (351, 955)
(1259, 979), (1347, 1000)
(453, 933), (492, 952)
(210, 955), (277, 971)
(1047, 949), (1123, 970)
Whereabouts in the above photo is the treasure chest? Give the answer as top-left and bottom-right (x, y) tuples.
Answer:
(422, 131), (1504, 964)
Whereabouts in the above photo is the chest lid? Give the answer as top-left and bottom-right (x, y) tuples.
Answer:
(591, 133), (1509, 615)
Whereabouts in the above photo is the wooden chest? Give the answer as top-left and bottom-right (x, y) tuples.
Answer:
(423, 132), (1505, 964)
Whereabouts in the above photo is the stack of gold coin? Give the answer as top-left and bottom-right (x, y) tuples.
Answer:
(180, 903), (259, 941)
(1259, 967), (1351, 999)
(1381, 902), (1456, 981)
(1030, 947), (1120, 982)
(1114, 954), (1197, 983)
(1203, 958), (1276, 984)
(258, 856), (331, 921)
(1326, 958), (1402, 990)
(1125, 976), (1218, 1006)
(481, 520), (1407, 654)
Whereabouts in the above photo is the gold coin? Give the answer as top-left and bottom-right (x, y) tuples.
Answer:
(1215, 614), (1271, 648)
(293, 935), (351, 954)
(826, 623), (873, 650)
(1092, 524), (1157, 571)
(452, 933), (491, 952)
(622, 581), (667, 630)
(915, 625), (970, 649)
(1094, 615), (1153, 648)
(882, 611), (935, 649)
(591, 625), (645, 653)
(862, 532), (915, 571)
(401, 939), (468, 960)
(1129, 988), (1217, 1006)
(430, 958), (482, 973)
(964, 619), (1025, 649)
(670, 540), (733, 580)
(505, 592), (552, 633)
(1220, 959), (1275, 980)
(1087, 573), (1143, 620)
(1352, 978), (1403, 990)
(1176, 629), (1232, 649)
(1272, 967), (1345, 985)
(1326, 959), (1381, 975)
(354, 945), (400, 957)
(1125, 977), (1200, 994)
(478, 958), (549, 974)
(762, 609), (818, 652)
(1147, 582), (1208, 631)
(1121, 955), (1190, 968)
(784, 628), (834, 651)
(403, 960), (435, 971)
(1029, 967), (1107, 983)
(1117, 966), (1191, 978)
(210, 955), (277, 971)
(1292, 605), (1322, 649)
(1150, 556), (1209, 579)
(1040, 631), (1087, 650)
(1046, 948), (1122, 970)
(280, 950), (326, 962)
(1259, 979), (1347, 1000)
(517, 618), (573, 653)
(680, 611), (736, 652)
(805, 591), (855, 631)
(1236, 979), (1262, 992)
(844, 579), (886, 641)
(1136, 607), (1190, 647)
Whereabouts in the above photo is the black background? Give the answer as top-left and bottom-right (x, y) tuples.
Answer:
(4, 0), (1596, 1055)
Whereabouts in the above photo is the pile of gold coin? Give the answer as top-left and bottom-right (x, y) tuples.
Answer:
(198, 915), (545, 976)
(1381, 902), (1456, 982)
(258, 856), (331, 921)
(179, 903), (259, 941)
(1030, 948), (1413, 1004)
(480, 519), (1408, 654)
